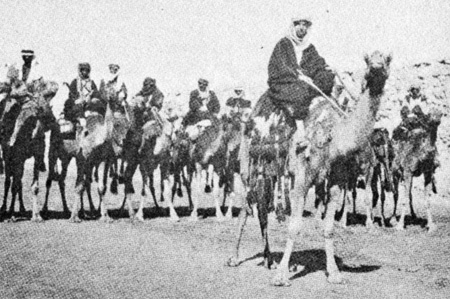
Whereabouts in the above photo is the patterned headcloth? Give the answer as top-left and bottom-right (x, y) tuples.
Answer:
(78, 63), (91, 71)
(291, 16), (312, 26)
(21, 49), (35, 57)
(198, 78), (209, 85)
(109, 63), (120, 71)
(143, 77), (156, 86)
(287, 16), (312, 47)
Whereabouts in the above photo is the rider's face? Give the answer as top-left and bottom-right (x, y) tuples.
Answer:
(22, 55), (34, 64)
(80, 68), (90, 79)
(294, 21), (310, 39)
(198, 82), (208, 91)
(109, 66), (119, 74)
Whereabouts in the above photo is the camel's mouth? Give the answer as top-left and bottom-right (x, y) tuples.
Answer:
(367, 66), (389, 80)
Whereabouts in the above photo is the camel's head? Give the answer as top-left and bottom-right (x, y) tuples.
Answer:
(363, 51), (393, 96)
(408, 127), (436, 161)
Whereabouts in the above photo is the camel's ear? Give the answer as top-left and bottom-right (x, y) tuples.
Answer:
(386, 52), (393, 65)
(364, 53), (370, 65)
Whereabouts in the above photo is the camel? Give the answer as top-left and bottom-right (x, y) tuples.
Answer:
(339, 127), (395, 227)
(120, 107), (176, 221)
(170, 129), (194, 211)
(271, 51), (392, 286)
(226, 113), (292, 269)
(0, 85), (58, 221)
(186, 115), (244, 221)
(391, 108), (441, 232)
(70, 101), (119, 222)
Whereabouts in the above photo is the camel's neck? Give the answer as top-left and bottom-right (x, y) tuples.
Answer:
(330, 88), (382, 158)
(104, 103), (114, 137)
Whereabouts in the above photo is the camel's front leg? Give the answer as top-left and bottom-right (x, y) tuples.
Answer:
(227, 203), (249, 267)
(396, 173), (413, 231)
(212, 169), (225, 221)
(163, 175), (180, 221)
(189, 163), (203, 221)
(30, 162), (43, 222)
(98, 162), (112, 222)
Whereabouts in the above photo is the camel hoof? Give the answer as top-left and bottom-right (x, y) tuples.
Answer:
(170, 214), (180, 222)
(216, 214), (225, 222)
(327, 272), (346, 284)
(427, 223), (437, 233)
(365, 220), (375, 229)
(189, 214), (199, 222)
(69, 216), (82, 223)
(225, 212), (233, 220)
(272, 272), (291, 287)
(389, 217), (398, 227)
(136, 215), (145, 222)
(395, 223), (405, 231)
(31, 214), (44, 223)
(270, 262), (279, 270)
(226, 257), (240, 267)
(177, 188), (183, 197)
(99, 216), (113, 223)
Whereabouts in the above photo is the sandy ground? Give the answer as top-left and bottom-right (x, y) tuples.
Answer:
(1, 158), (450, 299)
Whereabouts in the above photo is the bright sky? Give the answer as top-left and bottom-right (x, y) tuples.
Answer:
(1, 0), (449, 95)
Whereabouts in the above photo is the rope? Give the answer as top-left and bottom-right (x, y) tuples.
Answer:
(298, 75), (348, 118)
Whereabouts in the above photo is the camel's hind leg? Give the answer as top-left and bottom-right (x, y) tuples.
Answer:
(257, 176), (273, 269)
(189, 163), (203, 221)
(227, 203), (249, 267)
(272, 179), (307, 286)
(212, 167), (225, 221)
(424, 172), (436, 232)
(1, 174), (12, 216)
(164, 175), (179, 221)
(324, 185), (344, 283)
(57, 158), (72, 215)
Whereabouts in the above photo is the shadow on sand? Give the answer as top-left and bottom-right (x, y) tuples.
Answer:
(240, 249), (381, 282)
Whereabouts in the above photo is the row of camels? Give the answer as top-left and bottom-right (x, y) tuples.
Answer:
(0, 51), (442, 287)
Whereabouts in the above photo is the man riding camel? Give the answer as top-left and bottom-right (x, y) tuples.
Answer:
(182, 78), (220, 140)
(21, 49), (42, 83)
(99, 63), (128, 116)
(225, 86), (252, 120)
(130, 77), (165, 128)
(1, 50), (57, 171)
(62, 63), (104, 127)
(255, 16), (335, 146)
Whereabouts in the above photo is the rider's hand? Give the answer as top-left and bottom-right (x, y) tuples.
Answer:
(298, 73), (313, 85)
(75, 98), (84, 105)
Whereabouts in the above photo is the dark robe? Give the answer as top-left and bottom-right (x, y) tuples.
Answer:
(182, 89), (220, 127)
(226, 97), (251, 109)
(63, 78), (103, 123)
(256, 37), (334, 120)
